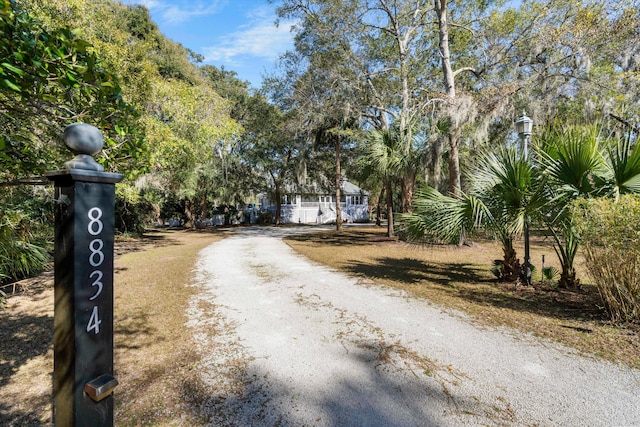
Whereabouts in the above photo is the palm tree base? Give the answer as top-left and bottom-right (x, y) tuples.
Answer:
(558, 269), (580, 289)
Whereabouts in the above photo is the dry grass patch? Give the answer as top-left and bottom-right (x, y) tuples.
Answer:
(0, 228), (224, 426)
(284, 227), (640, 369)
(0, 274), (54, 426)
(113, 229), (226, 426)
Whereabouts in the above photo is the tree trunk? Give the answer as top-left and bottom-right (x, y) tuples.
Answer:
(558, 267), (580, 289)
(385, 180), (394, 238)
(435, 0), (456, 98)
(430, 137), (444, 191)
(376, 187), (384, 226)
(448, 131), (461, 196)
(184, 199), (194, 229)
(200, 194), (207, 223)
(501, 237), (521, 282)
(435, 0), (462, 197)
(401, 170), (416, 213)
(274, 182), (282, 226)
(335, 134), (343, 231)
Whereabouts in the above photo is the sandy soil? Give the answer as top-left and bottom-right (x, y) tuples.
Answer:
(187, 226), (640, 426)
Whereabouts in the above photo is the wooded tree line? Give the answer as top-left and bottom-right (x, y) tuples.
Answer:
(1, 0), (639, 311)
(272, 0), (639, 229)
(270, 0), (640, 306)
(0, 0), (271, 286)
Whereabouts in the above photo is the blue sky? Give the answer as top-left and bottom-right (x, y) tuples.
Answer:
(121, 0), (296, 88)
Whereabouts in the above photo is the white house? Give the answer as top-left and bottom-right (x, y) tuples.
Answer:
(259, 181), (370, 224)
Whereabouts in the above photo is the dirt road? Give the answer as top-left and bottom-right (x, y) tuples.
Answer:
(187, 227), (640, 426)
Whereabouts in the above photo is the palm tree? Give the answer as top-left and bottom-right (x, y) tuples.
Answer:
(404, 122), (640, 289)
(604, 132), (640, 199)
(535, 124), (607, 288)
(402, 148), (544, 282)
(536, 123), (640, 288)
(359, 125), (423, 238)
(359, 127), (404, 238)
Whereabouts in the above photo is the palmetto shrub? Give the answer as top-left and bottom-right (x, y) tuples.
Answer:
(542, 266), (560, 284)
(0, 210), (49, 286)
(571, 195), (640, 323)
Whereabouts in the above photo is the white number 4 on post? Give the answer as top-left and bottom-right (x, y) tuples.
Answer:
(87, 306), (102, 334)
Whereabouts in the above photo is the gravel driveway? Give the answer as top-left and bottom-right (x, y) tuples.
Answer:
(187, 226), (640, 426)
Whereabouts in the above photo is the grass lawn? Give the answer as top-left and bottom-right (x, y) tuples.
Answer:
(112, 229), (225, 426)
(284, 226), (640, 369)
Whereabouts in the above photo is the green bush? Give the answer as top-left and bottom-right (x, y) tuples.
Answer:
(115, 184), (153, 234)
(571, 195), (640, 323)
(542, 266), (560, 284)
(0, 210), (50, 285)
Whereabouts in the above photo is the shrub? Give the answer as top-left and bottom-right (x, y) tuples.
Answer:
(542, 266), (560, 285)
(257, 211), (274, 225)
(115, 184), (154, 234)
(0, 210), (50, 285)
(571, 195), (640, 323)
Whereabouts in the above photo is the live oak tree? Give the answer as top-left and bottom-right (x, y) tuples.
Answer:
(488, 0), (640, 129)
(283, 63), (359, 230)
(276, 0), (435, 235)
(25, 0), (247, 227)
(4, 0), (243, 232)
(276, 0), (520, 216)
(0, 0), (143, 281)
(244, 93), (308, 226)
(201, 65), (266, 219)
(143, 77), (241, 227)
(0, 0), (144, 179)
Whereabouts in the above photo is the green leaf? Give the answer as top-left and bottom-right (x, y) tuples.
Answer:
(2, 78), (21, 92)
(1, 62), (25, 76)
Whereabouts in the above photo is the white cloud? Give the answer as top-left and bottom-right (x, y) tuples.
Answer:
(122, 0), (162, 8)
(122, 0), (227, 25)
(160, 2), (226, 25)
(203, 18), (296, 65)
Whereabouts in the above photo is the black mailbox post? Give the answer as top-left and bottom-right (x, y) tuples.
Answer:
(47, 123), (123, 426)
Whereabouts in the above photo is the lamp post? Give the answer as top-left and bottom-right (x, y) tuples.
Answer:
(516, 111), (533, 285)
(515, 110), (533, 157)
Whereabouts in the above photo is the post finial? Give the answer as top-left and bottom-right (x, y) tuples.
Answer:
(63, 123), (105, 171)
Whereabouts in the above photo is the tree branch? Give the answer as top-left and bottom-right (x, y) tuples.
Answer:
(0, 176), (50, 187)
(452, 67), (480, 78)
(610, 113), (640, 133)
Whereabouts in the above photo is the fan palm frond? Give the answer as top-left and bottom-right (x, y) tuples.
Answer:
(537, 125), (607, 198)
(401, 186), (490, 244)
(605, 133), (640, 198)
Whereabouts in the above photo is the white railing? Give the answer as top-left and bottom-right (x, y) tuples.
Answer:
(268, 203), (369, 224)
(300, 202), (350, 208)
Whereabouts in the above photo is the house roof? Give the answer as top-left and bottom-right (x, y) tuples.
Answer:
(342, 181), (369, 196)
